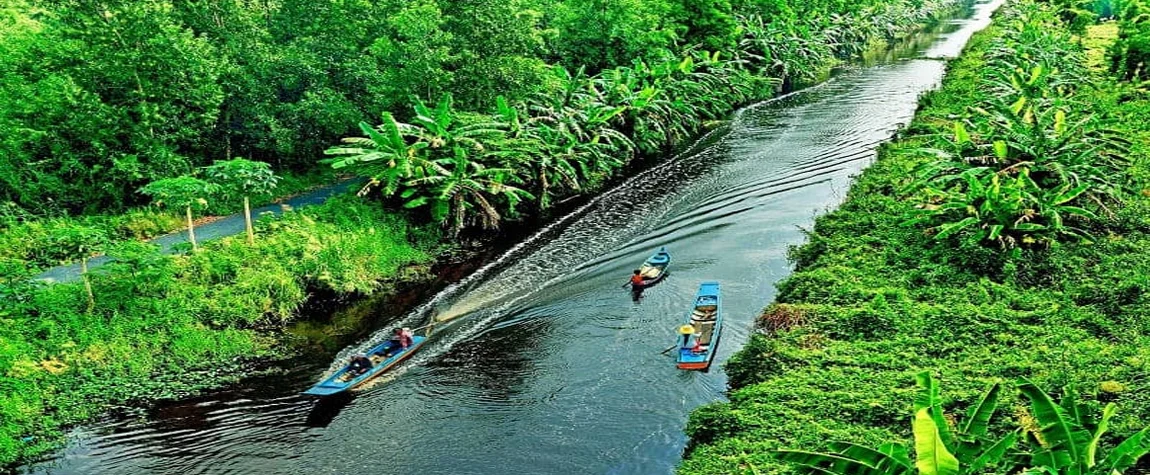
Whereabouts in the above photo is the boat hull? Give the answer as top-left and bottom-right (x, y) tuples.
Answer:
(677, 332), (721, 370)
(303, 335), (427, 396)
(676, 282), (722, 371)
(634, 247), (671, 288)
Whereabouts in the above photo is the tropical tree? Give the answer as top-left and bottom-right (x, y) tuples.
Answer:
(526, 66), (634, 182)
(490, 96), (576, 210)
(1, 0), (223, 213)
(1016, 380), (1150, 475)
(406, 150), (534, 236)
(407, 93), (509, 157)
(138, 176), (219, 251)
(325, 114), (433, 197)
(907, 29), (1127, 249)
(202, 158), (280, 244)
(365, 0), (456, 111)
(50, 226), (110, 312)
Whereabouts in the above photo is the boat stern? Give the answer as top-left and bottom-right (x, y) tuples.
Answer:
(676, 348), (712, 370)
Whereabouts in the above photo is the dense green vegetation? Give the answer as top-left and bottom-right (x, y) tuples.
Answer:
(680, 2), (1150, 473)
(2, 0), (955, 218)
(0, 197), (437, 464)
(0, 167), (332, 272)
(329, 0), (963, 232)
(1, 0), (964, 270)
(0, 0), (969, 468)
(777, 373), (1150, 475)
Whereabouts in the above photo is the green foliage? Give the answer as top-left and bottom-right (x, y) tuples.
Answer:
(723, 334), (803, 390)
(907, 5), (1127, 249)
(138, 176), (218, 212)
(333, 0), (958, 234)
(202, 158), (279, 199)
(0, 195), (436, 466)
(0, 169), (330, 271)
(682, 4), (1150, 473)
(545, 0), (684, 70)
(3, 0), (958, 221)
(773, 374), (1150, 475)
(1109, 0), (1150, 80)
(0, 0), (222, 214)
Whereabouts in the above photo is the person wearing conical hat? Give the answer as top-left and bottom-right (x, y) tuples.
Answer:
(679, 324), (696, 349)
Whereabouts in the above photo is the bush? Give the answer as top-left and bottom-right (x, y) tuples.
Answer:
(0, 195), (437, 466)
(681, 4), (1150, 472)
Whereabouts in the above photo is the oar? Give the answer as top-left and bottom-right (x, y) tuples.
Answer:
(659, 344), (678, 355)
(411, 321), (436, 337)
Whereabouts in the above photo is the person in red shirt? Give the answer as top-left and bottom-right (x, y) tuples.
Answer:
(380, 328), (414, 357)
(629, 270), (645, 288)
(691, 339), (704, 354)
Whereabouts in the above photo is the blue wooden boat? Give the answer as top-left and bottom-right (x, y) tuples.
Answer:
(303, 334), (427, 396)
(676, 282), (721, 370)
(631, 246), (671, 288)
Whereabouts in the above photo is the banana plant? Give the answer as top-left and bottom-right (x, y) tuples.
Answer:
(324, 114), (431, 197)
(775, 373), (1019, 475)
(775, 374), (1150, 475)
(404, 149), (534, 236)
(1017, 379), (1150, 475)
(908, 51), (1128, 248)
(491, 96), (583, 210)
(410, 93), (508, 155)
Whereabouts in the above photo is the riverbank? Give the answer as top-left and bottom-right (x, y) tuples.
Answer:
(679, 3), (1150, 473)
(0, 196), (440, 466)
(0, 169), (342, 274)
(1, 0), (973, 469)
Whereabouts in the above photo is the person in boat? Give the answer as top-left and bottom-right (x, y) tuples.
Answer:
(380, 327), (414, 357)
(629, 269), (646, 288)
(679, 324), (695, 349)
(691, 338), (705, 354)
(347, 354), (373, 376)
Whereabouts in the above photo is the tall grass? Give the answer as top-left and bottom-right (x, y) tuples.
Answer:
(0, 195), (436, 465)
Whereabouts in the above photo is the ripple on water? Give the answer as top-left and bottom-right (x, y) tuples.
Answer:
(18, 2), (1008, 473)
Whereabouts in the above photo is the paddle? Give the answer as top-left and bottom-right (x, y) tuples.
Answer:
(660, 344), (678, 355)
(410, 321), (437, 337)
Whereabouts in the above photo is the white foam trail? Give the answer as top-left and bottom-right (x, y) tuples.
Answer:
(329, 121), (737, 371)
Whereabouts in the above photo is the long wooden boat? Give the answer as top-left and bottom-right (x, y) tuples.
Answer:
(676, 281), (722, 370)
(632, 246), (671, 288)
(303, 335), (427, 396)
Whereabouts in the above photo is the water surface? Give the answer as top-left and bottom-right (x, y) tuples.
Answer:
(20, 3), (1004, 473)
